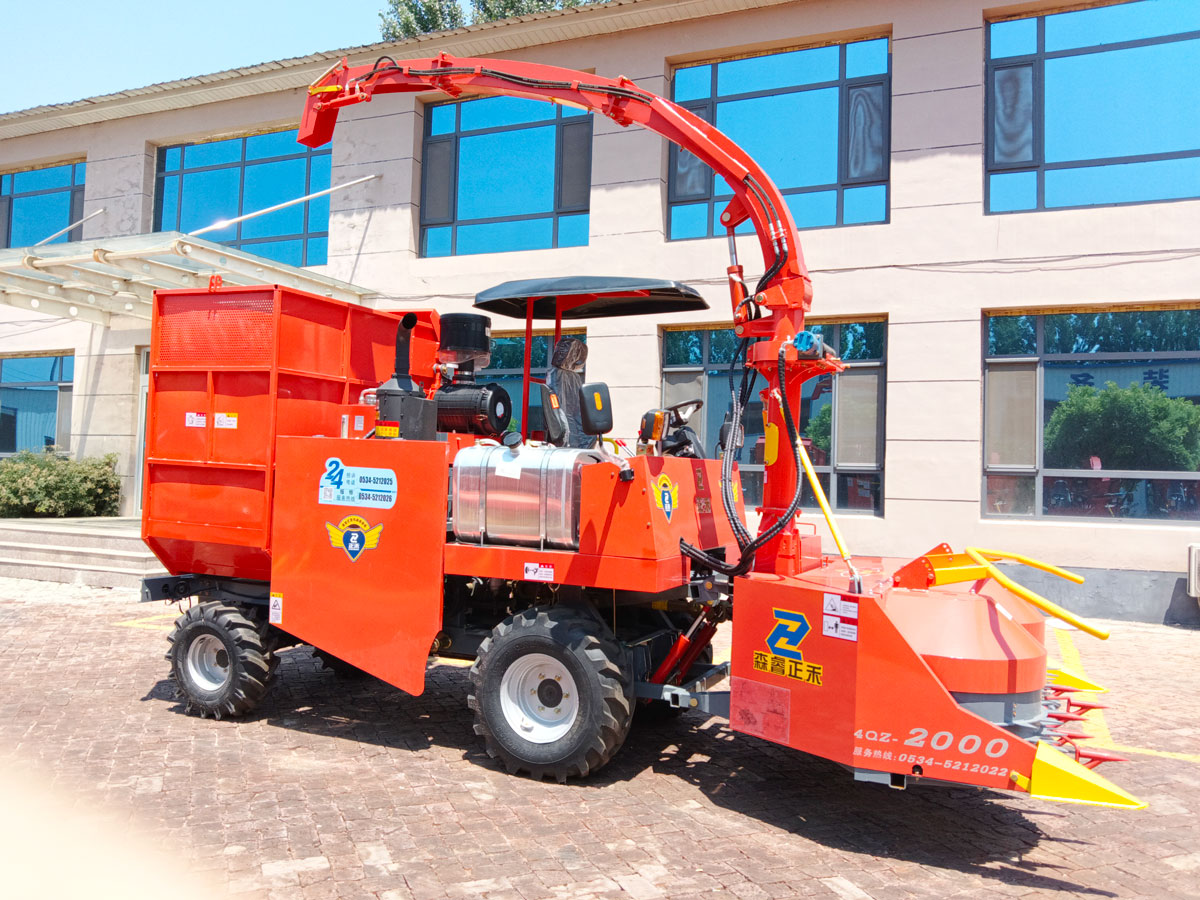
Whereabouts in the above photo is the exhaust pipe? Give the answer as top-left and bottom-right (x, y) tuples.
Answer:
(393, 312), (418, 392)
(375, 312), (436, 440)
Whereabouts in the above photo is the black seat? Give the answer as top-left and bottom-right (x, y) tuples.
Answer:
(546, 338), (595, 449)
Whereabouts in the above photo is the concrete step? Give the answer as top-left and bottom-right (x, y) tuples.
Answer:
(0, 517), (163, 589)
(0, 540), (162, 570)
(0, 557), (163, 590)
(0, 519), (148, 552)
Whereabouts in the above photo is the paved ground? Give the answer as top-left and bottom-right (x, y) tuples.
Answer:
(0, 576), (1198, 900)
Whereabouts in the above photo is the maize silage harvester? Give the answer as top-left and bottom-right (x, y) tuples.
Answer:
(141, 54), (1143, 810)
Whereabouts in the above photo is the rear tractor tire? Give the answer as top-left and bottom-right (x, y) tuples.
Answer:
(469, 606), (633, 782)
(166, 601), (273, 719)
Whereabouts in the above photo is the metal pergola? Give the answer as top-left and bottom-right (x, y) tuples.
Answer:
(0, 232), (376, 326)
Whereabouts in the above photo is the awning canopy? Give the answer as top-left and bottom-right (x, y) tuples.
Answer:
(474, 276), (708, 320)
(0, 232), (376, 326)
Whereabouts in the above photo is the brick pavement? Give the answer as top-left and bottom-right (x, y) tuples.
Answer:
(0, 575), (1197, 900)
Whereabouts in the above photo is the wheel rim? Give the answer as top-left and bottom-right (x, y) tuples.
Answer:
(186, 633), (231, 692)
(498, 652), (579, 744)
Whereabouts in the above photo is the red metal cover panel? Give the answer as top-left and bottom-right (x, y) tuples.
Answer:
(142, 286), (402, 579)
(269, 436), (448, 696)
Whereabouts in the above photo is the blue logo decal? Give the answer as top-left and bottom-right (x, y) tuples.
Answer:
(766, 609), (810, 661)
(325, 515), (383, 562)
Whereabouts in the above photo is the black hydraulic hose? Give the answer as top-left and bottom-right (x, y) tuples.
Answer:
(680, 344), (807, 578)
(355, 64), (654, 107)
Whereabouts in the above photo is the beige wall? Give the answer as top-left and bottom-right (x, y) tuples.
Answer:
(1, 0), (1197, 573)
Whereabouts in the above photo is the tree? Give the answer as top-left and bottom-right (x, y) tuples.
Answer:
(1043, 382), (1200, 472)
(380, 0), (466, 41)
(471, 0), (586, 20)
(806, 404), (832, 455)
(380, 0), (595, 41)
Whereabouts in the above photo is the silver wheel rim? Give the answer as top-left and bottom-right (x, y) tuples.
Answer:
(498, 652), (579, 744)
(186, 633), (231, 692)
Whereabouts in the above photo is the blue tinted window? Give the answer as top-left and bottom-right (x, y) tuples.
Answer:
(456, 218), (554, 255)
(670, 39), (890, 239)
(842, 184), (887, 224)
(717, 89), (839, 189)
(990, 18), (1038, 59)
(460, 96), (553, 131)
(786, 190), (837, 228)
(1045, 40), (1200, 162)
(245, 130), (304, 160)
(305, 237), (328, 266)
(989, 171), (1038, 211)
(420, 101), (592, 256)
(159, 175), (180, 231)
(557, 214), (589, 247)
(9, 192), (72, 246)
(670, 202), (708, 240)
(987, 6), (1200, 213)
(185, 138), (242, 168)
(1046, 0), (1200, 52)
(846, 38), (889, 77)
(13, 164), (72, 193)
(155, 129), (331, 266)
(423, 226), (452, 257)
(429, 103), (456, 135)
(178, 168), (240, 241)
(674, 65), (711, 102)
(241, 158), (307, 238)
(1045, 157), (1200, 207)
(247, 239), (304, 267)
(0, 355), (73, 454)
(457, 127), (556, 219)
(3, 356), (57, 382)
(2, 162), (86, 249)
(717, 45), (838, 95)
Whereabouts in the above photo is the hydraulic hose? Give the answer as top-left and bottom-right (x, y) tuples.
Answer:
(681, 343), (807, 578)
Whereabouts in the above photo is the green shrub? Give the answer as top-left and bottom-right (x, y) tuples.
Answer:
(0, 450), (122, 518)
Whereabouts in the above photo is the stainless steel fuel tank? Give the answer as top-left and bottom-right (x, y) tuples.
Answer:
(452, 442), (603, 549)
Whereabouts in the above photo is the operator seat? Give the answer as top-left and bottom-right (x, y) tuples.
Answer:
(546, 337), (595, 449)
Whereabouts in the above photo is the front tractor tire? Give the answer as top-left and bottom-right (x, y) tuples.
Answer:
(166, 601), (272, 719)
(469, 606), (633, 782)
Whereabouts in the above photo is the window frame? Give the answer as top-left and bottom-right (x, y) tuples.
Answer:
(153, 129), (331, 266)
(0, 162), (86, 249)
(0, 353), (75, 455)
(661, 320), (886, 515)
(666, 37), (892, 241)
(982, 308), (1200, 521)
(984, 2), (1200, 214)
(419, 98), (593, 257)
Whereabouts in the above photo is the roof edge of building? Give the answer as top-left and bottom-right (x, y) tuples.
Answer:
(0, 0), (795, 142)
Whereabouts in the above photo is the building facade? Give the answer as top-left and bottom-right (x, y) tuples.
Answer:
(1, 0), (1197, 622)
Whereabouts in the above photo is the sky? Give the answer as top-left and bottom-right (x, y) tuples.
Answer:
(0, 0), (395, 114)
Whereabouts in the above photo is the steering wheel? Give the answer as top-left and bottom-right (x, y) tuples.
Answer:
(666, 399), (703, 428)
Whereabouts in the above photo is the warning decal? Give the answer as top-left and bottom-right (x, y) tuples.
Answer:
(821, 592), (859, 642)
(523, 562), (555, 582)
(269, 591), (283, 625)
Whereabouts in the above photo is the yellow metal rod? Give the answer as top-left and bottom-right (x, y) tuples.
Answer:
(796, 436), (852, 562)
(971, 547), (1085, 585)
(964, 547), (1109, 640)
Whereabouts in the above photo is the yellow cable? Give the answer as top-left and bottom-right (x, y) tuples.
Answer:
(796, 437), (851, 562)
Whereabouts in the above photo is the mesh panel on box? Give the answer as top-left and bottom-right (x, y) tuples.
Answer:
(156, 294), (275, 366)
